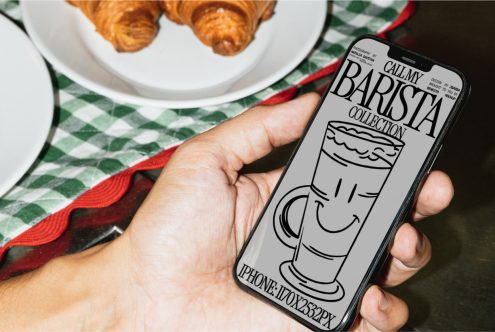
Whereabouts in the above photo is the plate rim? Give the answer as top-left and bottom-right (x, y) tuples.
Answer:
(0, 13), (54, 199)
(20, 0), (327, 109)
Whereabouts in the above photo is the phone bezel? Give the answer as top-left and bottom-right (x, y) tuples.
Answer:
(233, 34), (471, 331)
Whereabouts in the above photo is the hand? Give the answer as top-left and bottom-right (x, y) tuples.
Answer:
(111, 93), (453, 331)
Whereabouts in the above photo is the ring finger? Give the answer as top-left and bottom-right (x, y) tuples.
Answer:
(378, 223), (432, 287)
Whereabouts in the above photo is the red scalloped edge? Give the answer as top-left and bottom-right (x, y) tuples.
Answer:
(0, 0), (416, 261)
(0, 147), (178, 260)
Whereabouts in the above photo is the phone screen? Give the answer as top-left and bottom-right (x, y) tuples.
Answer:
(235, 37), (465, 330)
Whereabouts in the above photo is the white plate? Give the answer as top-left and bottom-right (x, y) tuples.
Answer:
(21, 0), (327, 108)
(0, 14), (54, 198)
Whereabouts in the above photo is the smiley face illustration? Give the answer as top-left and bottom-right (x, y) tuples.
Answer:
(312, 178), (378, 234)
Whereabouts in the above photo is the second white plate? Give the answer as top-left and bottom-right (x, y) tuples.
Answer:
(21, 0), (327, 108)
(0, 13), (53, 198)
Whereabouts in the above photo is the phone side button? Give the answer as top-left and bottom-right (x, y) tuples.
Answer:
(427, 145), (443, 174)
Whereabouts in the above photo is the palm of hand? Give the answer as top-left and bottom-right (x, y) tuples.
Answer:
(124, 142), (299, 330)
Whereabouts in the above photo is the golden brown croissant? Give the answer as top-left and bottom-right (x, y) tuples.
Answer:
(160, 0), (276, 56)
(67, 0), (161, 52)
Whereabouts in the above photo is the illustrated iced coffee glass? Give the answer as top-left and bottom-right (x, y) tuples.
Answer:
(273, 121), (404, 301)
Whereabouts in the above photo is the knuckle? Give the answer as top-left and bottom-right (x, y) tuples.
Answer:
(397, 226), (420, 264)
(422, 175), (454, 213)
(435, 183), (454, 208)
(405, 240), (421, 265)
(421, 234), (432, 266)
(396, 226), (431, 269)
(382, 298), (409, 332)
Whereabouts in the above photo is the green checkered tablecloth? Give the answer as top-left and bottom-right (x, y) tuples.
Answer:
(0, 0), (408, 247)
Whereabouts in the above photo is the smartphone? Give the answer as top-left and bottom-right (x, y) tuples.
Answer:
(234, 35), (470, 331)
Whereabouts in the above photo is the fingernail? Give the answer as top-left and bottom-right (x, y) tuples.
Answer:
(378, 289), (389, 311)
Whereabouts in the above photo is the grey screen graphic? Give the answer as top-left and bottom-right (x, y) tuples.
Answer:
(236, 37), (464, 330)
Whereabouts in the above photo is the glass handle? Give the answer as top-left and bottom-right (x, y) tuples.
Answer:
(273, 185), (309, 249)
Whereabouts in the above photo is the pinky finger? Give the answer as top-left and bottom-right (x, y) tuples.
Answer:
(358, 285), (409, 332)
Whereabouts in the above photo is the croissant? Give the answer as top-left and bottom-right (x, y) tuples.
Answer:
(160, 0), (276, 56)
(67, 0), (161, 52)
